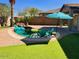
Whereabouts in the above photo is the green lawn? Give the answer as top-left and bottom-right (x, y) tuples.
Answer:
(0, 40), (67, 59)
(58, 33), (79, 59)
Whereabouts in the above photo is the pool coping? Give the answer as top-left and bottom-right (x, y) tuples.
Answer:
(8, 27), (57, 41)
(8, 27), (26, 40)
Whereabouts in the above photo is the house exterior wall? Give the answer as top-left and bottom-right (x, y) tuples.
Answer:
(60, 4), (79, 30)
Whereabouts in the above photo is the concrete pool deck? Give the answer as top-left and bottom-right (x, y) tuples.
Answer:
(0, 28), (24, 47)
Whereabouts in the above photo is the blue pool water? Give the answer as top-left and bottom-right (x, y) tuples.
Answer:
(14, 25), (54, 38)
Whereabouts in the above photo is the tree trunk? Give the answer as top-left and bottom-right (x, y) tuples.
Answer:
(10, 4), (14, 27)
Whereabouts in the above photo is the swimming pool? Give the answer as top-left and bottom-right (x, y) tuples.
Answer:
(14, 25), (54, 38)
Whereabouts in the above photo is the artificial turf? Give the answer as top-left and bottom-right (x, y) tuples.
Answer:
(58, 33), (79, 59)
(0, 40), (67, 59)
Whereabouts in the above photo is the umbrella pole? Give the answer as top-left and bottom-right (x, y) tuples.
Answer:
(56, 19), (58, 32)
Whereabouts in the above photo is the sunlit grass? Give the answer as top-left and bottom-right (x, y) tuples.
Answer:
(0, 40), (67, 59)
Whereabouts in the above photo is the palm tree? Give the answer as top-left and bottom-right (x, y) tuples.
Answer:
(9, 0), (15, 26)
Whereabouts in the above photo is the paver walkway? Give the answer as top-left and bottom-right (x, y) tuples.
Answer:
(0, 28), (24, 47)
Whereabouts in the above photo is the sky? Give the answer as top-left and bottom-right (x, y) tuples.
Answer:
(0, 0), (79, 16)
